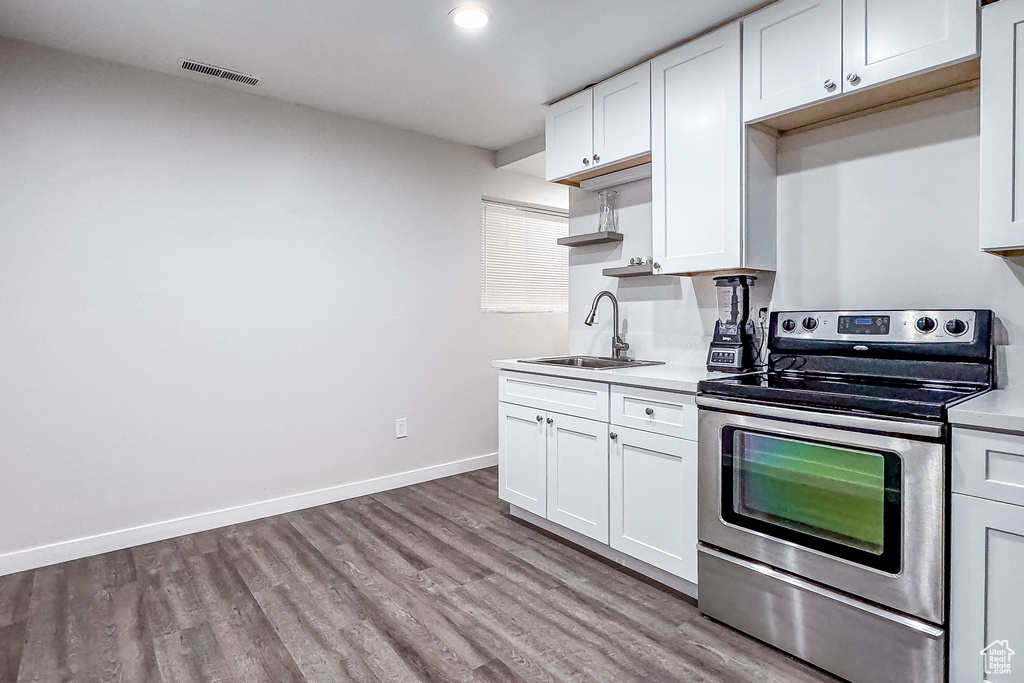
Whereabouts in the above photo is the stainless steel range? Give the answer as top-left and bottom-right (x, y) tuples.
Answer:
(696, 309), (995, 683)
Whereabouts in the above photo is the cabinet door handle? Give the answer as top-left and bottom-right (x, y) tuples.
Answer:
(846, 72), (861, 86)
(593, 154), (600, 163)
(547, 417), (554, 425)
(823, 79), (837, 92)
(610, 432), (617, 440)
(653, 262), (661, 270)
(645, 407), (655, 416)
(536, 415), (543, 422)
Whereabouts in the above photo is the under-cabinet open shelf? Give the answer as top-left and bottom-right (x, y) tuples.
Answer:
(557, 232), (624, 247)
(602, 264), (656, 278)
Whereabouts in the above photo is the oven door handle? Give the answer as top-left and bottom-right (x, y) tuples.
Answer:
(695, 396), (943, 438)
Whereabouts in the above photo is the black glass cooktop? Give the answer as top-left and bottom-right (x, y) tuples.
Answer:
(698, 372), (986, 421)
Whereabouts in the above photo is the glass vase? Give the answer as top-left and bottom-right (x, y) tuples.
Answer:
(597, 189), (618, 233)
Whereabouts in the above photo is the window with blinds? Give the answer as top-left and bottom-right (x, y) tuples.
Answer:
(480, 200), (569, 313)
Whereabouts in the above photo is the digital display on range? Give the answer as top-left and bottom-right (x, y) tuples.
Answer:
(838, 315), (890, 335)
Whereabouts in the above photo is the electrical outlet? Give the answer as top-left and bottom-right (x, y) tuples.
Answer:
(395, 417), (408, 439)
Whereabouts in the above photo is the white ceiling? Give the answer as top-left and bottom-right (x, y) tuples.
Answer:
(0, 0), (768, 151)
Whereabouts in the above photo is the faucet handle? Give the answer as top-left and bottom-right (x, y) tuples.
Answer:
(613, 338), (630, 359)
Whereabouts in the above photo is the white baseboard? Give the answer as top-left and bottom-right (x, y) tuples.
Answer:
(0, 453), (497, 577)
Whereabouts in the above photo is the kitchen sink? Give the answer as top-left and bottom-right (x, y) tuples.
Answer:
(519, 356), (664, 370)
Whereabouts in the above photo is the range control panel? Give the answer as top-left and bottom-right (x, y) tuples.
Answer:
(775, 310), (978, 343)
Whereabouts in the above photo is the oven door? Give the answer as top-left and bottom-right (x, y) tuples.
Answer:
(697, 398), (946, 624)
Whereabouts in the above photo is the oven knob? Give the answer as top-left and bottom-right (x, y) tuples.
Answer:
(916, 316), (937, 333)
(945, 318), (968, 336)
(802, 316), (818, 331)
(781, 318), (797, 332)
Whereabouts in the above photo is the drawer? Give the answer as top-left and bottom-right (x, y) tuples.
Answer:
(498, 371), (609, 422)
(610, 385), (697, 440)
(953, 428), (1024, 506)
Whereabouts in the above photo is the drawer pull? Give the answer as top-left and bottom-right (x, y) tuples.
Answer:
(645, 407), (655, 416)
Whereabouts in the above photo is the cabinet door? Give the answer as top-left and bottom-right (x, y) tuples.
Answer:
(842, 0), (977, 93)
(498, 402), (547, 517)
(950, 494), (1024, 683)
(593, 63), (651, 170)
(742, 0), (843, 122)
(653, 23), (743, 275)
(610, 427), (698, 582)
(545, 89), (594, 181)
(546, 413), (609, 543)
(981, 0), (1024, 252)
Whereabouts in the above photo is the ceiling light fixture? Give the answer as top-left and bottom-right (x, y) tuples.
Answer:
(449, 6), (491, 30)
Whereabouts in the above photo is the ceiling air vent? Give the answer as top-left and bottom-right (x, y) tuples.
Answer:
(180, 59), (260, 87)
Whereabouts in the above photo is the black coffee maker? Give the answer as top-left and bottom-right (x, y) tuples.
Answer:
(706, 275), (758, 373)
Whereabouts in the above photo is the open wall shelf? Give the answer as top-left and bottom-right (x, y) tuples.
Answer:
(557, 232), (624, 247)
(602, 264), (656, 278)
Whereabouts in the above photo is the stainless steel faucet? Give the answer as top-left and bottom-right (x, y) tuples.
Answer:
(585, 290), (629, 360)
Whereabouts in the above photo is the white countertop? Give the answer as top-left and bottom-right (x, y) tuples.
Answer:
(492, 357), (727, 394)
(949, 389), (1024, 434)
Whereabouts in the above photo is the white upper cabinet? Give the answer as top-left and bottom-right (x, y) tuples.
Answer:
(545, 90), (594, 181)
(980, 0), (1024, 252)
(545, 63), (651, 182)
(652, 23), (744, 274)
(843, 0), (978, 93)
(744, 0), (978, 123)
(743, 0), (843, 122)
(593, 63), (652, 171)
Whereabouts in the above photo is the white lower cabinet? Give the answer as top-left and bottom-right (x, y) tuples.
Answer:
(950, 494), (1024, 683)
(498, 402), (609, 543)
(498, 372), (699, 586)
(609, 426), (698, 582)
(951, 426), (1024, 682)
(546, 413), (610, 543)
(498, 402), (547, 517)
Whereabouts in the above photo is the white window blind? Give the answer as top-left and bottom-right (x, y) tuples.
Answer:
(481, 200), (569, 313)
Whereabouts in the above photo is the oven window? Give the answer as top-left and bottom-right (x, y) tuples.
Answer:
(721, 428), (901, 573)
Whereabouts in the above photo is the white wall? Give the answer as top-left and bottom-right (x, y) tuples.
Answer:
(570, 88), (1024, 382)
(775, 88), (1024, 384)
(0, 38), (568, 566)
(568, 178), (773, 367)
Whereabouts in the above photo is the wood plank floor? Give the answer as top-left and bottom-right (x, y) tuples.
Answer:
(0, 467), (837, 683)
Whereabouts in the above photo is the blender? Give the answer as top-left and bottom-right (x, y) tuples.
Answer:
(706, 275), (758, 373)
